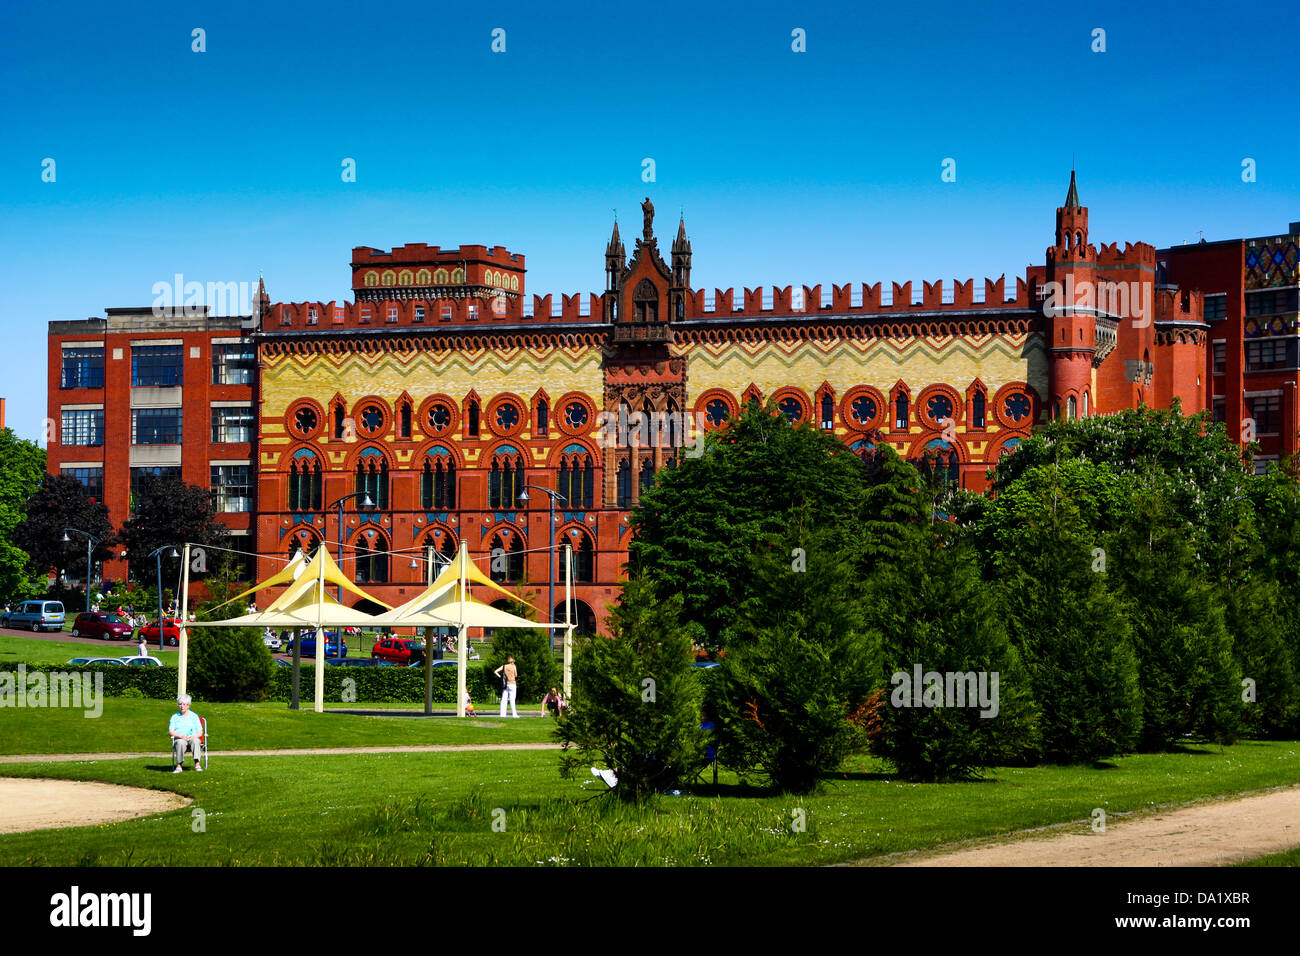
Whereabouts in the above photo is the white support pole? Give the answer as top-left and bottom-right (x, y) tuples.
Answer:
(178, 543), (191, 697)
(314, 545), (325, 714)
(456, 543), (467, 718)
(563, 543), (573, 700)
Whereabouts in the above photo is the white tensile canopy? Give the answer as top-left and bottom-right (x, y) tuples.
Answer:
(369, 541), (573, 716)
(178, 544), (394, 712)
(176, 540), (576, 716)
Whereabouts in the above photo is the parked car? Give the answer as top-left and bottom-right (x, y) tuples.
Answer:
(287, 632), (347, 658)
(70, 612), (135, 641)
(689, 662), (720, 669)
(372, 637), (425, 665)
(262, 631), (282, 651)
(138, 619), (182, 646)
(66, 656), (125, 666)
(4, 600), (66, 632)
(119, 656), (163, 667)
(407, 658), (458, 668)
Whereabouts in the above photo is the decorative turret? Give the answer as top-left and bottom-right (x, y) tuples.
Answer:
(605, 218), (625, 322)
(1045, 170), (1098, 420)
(670, 216), (692, 321)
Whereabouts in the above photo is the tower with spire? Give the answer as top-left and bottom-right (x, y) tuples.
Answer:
(670, 215), (692, 321)
(1045, 170), (1098, 420)
(604, 219), (625, 322)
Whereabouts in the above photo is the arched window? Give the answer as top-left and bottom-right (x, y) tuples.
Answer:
(1075, 231), (1082, 249)
(421, 452), (456, 510)
(633, 279), (658, 322)
(333, 400), (346, 440)
(1082, 391), (1089, 417)
(972, 391), (986, 429)
(470, 400), (482, 436)
(489, 532), (524, 583)
(354, 533), (388, 584)
(557, 451), (594, 509)
(1067, 395), (1077, 420)
(821, 392), (835, 429)
(570, 532), (595, 583)
(537, 400), (549, 436)
(399, 402), (412, 439)
(665, 400), (680, 448)
(894, 393), (909, 430)
(639, 457), (655, 496)
(488, 450), (525, 510)
(355, 450), (388, 509)
(616, 458), (632, 508)
(288, 452), (322, 511)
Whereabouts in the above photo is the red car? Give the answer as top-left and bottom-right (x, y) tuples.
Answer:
(70, 612), (135, 641)
(138, 618), (183, 646)
(371, 637), (425, 665)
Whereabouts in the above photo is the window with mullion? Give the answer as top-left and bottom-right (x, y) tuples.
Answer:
(131, 407), (182, 444)
(61, 349), (104, 389)
(131, 346), (183, 387)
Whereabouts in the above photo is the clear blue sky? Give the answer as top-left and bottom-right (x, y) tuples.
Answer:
(1, 0), (1296, 442)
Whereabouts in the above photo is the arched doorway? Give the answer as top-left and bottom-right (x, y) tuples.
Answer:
(553, 599), (597, 638)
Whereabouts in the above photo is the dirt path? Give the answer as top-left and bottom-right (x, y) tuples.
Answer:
(0, 742), (561, 764)
(0, 778), (189, 835)
(866, 785), (1300, 867)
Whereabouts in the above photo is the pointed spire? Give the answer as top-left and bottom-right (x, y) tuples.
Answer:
(672, 215), (690, 254)
(606, 218), (624, 256)
(1064, 169), (1081, 209)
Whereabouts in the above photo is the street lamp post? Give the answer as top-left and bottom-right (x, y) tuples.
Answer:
(516, 484), (566, 648)
(60, 528), (99, 613)
(328, 491), (374, 602)
(147, 546), (180, 652)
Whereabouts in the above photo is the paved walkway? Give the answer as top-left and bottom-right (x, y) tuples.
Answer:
(859, 785), (1300, 867)
(0, 742), (561, 764)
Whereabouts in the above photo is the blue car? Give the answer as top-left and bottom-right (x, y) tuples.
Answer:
(286, 632), (348, 658)
(327, 658), (395, 667)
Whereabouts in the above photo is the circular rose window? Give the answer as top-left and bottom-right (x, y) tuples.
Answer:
(850, 395), (877, 427)
(705, 398), (730, 426)
(1004, 393), (1032, 423)
(926, 394), (954, 423)
(360, 405), (384, 432)
(778, 397), (803, 423)
(494, 402), (521, 430)
(294, 407), (318, 434)
(427, 403), (452, 433)
(564, 402), (589, 428)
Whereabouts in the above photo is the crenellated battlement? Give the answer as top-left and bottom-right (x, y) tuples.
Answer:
(1096, 241), (1157, 267)
(683, 276), (1033, 318)
(1155, 286), (1204, 323)
(351, 243), (523, 266)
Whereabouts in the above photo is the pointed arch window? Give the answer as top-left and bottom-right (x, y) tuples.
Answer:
(399, 402), (412, 439)
(489, 532), (524, 583)
(467, 399), (480, 438)
(894, 393), (909, 430)
(972, 391), (986, 429)
(488, 449), (525, 510)
(633, 279), (658, 323)
(1067, 395), (1078, 420)
(288, 452), (322, 511)
(571, 532), (595, 583)
(421, 451), (456, 510)
(557, 450), (594, 509)
(354, 534), (388, 584)
(821, 392), (835, 429)
(639, 457), (655, 496)
(355, 450), (389, 509)
(616, 458), (632, 509)
(537, 399), (549, 436)
(333, 400), (346, 440)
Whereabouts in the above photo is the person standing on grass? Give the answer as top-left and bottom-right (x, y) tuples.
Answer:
(494, 656), (519, 718)
(169, 694), (203, 773)
(138, 637), (147, 657)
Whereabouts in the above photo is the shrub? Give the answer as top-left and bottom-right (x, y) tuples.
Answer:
(557, 578), (708, 803)
(483, 615), (560, 701)
(188, 627), (274, 702)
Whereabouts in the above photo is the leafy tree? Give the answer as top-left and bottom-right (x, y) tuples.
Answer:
(709, 531), (878, 793)
(0, 429), (47, 604)
(1245, 459), (1300, 734)
(557, 578), (707, 803)
(864, 536), (1039, 781)
(118, 475), (229, 582)
(13, 472), (115, 606)
(858, 442), (931, 568)
(981, 460), (1142, 761)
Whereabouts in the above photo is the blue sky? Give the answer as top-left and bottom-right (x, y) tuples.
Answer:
(1, 0), (1296, 442)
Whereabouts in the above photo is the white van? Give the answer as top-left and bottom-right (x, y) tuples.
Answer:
(3, 600), (66, 632)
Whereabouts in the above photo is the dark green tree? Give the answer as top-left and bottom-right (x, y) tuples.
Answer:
(187, 626), (275, 702)
(709, 531), (878, 792)
(14, 472), (116, 605)
(630, 399), (871, 651)
(118, 475), (229, 582)
(981, 460), (1142, 761)
(864, 536), (1039, 781)
(557, 578), (708, 803)
(483, 595), (560, 701)
(0, 429), (47, 604)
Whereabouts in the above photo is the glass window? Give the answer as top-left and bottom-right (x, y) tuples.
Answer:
(131, 407), (182, 444)
(211, 343), (254, 385)
(211, 465), (252, 513)
(131, 345), (183, 387)
(61, 466), (104, 501)
(211, 406), (254, 443)
(1203, 295), (1226, 322)
(1213, 398), (1226, 423)
(1213, 342), (1226, 375)
(60, 409), (103, 446)
(1245, 339), (1287, 371)
(414, 306), (425, 323)
(61, 348), (104, 389)
(129, 467), (182, 511)
(972, 392), (986, 429)
(387, 307), (398, 323)
(894, 394), (908, 430)
(1249, 395), (1281, 434)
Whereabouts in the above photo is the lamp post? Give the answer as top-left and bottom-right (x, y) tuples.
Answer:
(147, 545), (180, 652)
(60, 529), (98, 613)
(516, 484), (566, 648)
(328, 491), (374, 601)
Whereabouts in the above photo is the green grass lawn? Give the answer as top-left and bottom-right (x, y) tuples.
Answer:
(0, 738), (1297, 866)
(0, 633), (179, 666)
(0, 699), (558, 754)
